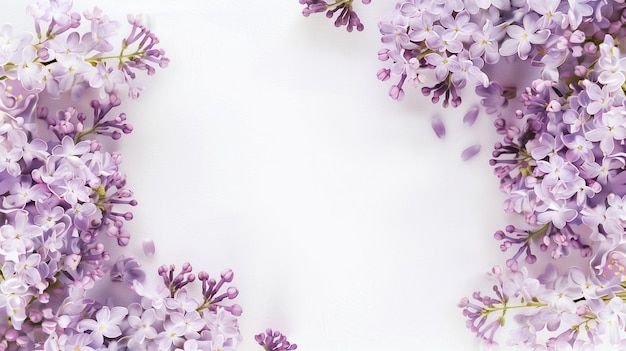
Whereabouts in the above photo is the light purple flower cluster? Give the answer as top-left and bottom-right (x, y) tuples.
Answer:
(460, 263), (626, 350)
(298, 0), (371, 32)
(298, 0), (626, 348)
(386, 0), (626, 348)
(0, 1), (297, 350)
(255, 329), (298, 351)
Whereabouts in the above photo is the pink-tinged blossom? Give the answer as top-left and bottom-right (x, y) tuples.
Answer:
(499, 14), (550, 60)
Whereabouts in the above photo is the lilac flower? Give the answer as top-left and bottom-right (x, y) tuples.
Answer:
(585, 109), (626, 155)
(127, 308), (158, 344)
(424, 53), (457, 83)
(567, 0), (593, 30)
(584, 83), (616, 115)
(562, 134), (594, 163)
(475, 81), (508, 116)
(597, 297), (626, 345)
(528, 0), (565, 29)
(0, 211), (43, 262)
(535, 154), (578, 189)
(204, 307), (240, 337)
(255, 329), (298, 351)
(77, 306), (128, 346)
(110, 255), (146, 285)
(408, 11), (436, 42)
(62, 333), (96, 351)
(379, 20), (411, 50)
(469, 20), (502, 64)
(534, 197), (578, 229)
(439, 11), (477, 41)
(499, 14), (550, 60)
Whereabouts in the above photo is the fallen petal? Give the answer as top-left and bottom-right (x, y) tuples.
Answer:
(142, 239), (156, 257)
(463, 105), (479, 126)
(431, 115), (446, 139)
(461, 144), (481, 161)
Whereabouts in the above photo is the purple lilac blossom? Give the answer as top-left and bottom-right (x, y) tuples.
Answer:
(0, 2), (275, 350)
(296, 0), (626, 347)
(299, 0), (369, 32)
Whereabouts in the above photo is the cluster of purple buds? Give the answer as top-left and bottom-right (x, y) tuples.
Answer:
(255, 328), (298, 351)
(299, 0), (370, 32)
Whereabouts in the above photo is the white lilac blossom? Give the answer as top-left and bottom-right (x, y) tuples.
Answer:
(0, 2), (296, 351)
(299, 0), (626, 348)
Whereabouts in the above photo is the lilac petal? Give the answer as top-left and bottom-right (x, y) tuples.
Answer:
(461, 144), (481, 161)
(463, 105), (479, 126)
(142, 239), (155, 257)
(431, 115), (446, 138)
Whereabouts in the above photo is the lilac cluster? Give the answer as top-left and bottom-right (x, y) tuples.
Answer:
(0, 1), (297, 350)
(298, 0), (626, 347)
(375, 0), (626, 109)
(255, 329), (298, 351)
(460, 263), (626, 350)
(298, 0), (371, 32)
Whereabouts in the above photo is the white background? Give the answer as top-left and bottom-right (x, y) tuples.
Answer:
(6, 1), (520, 350)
